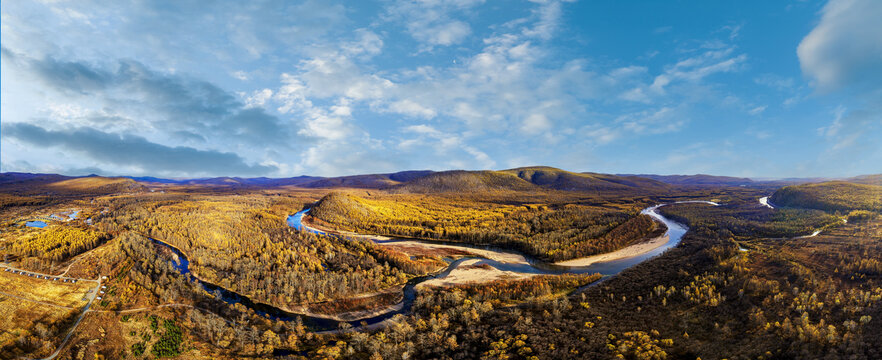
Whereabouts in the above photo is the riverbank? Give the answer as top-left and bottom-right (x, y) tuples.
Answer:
(304, 204), (681, 271)
(554, 233), (670, 267)
(148, 201), (716, 332)
(416, 258), (535, 289)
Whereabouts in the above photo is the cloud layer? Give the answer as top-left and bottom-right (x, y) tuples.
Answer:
(2, 0), (880, 177)
(2, 123), (275, 176)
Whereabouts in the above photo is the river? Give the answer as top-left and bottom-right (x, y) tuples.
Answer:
(150, 201), (717, 333)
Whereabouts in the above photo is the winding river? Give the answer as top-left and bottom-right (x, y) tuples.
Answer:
(150, 201), (717, 333)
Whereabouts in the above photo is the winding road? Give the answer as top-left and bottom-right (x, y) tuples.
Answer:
(0, 264), (102, 360)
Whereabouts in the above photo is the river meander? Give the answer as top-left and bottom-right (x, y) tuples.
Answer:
(151, 201), (718, 333)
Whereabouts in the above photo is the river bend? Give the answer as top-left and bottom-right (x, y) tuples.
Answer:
(151, 201), (718, 332)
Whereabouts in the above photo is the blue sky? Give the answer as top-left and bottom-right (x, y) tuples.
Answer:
(2, 0), (881, 178)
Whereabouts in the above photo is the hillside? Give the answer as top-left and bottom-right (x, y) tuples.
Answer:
(393, 170), (538, 193)
(309, 192), (377, 225)
(770, 181), (882, 212)
(625, 173), (755, 187)
(503, 166), (669, 192)
(48, 176), (146, 194)
(126, 172), (438, 189)
(848, 174), (882, 186)
(0, 172), (72, 185)
(392, 167), (670, 194)
(0, 174), (146, 195)
(301, 174), (404, 189)
(126, 175), (323, 187)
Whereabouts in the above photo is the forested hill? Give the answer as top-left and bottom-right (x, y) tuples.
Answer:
(0, 174), (146, 195)
(125, 171), (436, 189)
(504, 166), (670, 192)
(848, 174), (882, 186)
(393, 167), (670, 194)
(392, 170), (538, 193)
(301, 171), (435, 189)
(623, 173), (755, 187)
(770, 181), (882, 212)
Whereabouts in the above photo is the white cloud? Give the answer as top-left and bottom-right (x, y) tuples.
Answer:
(649, 48), (747, 94)
(800, 0), (882, 166)
(295, 52), (395, 101)
(817, 106), (873, 151)
(245, 89), (273, 107)
(521, 1), (563, 40)
(50, 6), (93, 27)
(231, 70), (249, 81)
(520, 113), (552, 133)
(342, 29), (384, 56)
(580, 124), (619, 145)
(798, 0), (882, 92)
(399, 124), (495, 169)
(298, 111), (351, 141)
(618, 45), (747, 103)
(748, 105), (766, 116)
(388, 99), (437, 119)
(385, 0), (484, 47)
(617, 107), (686, 135)
(422, 20), (472, 46)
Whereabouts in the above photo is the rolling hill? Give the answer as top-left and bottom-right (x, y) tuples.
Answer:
(848, 174), (882, 186)
(503, 166), (670, 192)
(392, 166), (670, 194)
(47, 176), (146, 194)
(770, 181), (882, 212)
(125, 175), (323, 187)
(393, 170), (537, 193)
(0, 173), (145, 195)
(624, 174), (755, 187)
(125, 171), (437, 189)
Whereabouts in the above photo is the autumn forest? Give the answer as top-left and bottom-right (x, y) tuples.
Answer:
(0, 168), (880, 360)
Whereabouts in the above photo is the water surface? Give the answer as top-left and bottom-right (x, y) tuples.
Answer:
(25, 220), (47, 228)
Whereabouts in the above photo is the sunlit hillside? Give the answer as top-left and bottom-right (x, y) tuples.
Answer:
(771, 181), (882, 212)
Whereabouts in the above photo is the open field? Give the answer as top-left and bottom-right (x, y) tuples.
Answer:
(0, 269), (93, 359)
(0, 296), (80, 359)
(0, 268), (94, 307)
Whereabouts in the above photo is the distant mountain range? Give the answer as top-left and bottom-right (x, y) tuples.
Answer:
(619, 174), (756, 186)
(618, 174), (853, 187)
(1, 169), (878, 193)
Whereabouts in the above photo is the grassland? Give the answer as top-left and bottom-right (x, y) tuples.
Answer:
(0, 269), (93, 358)
(0, 269), (94, 307)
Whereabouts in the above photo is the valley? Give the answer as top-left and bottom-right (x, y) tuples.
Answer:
(0, 168), (880, 359)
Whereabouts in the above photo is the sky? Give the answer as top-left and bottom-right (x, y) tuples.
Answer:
(1, 0), (881, 178)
